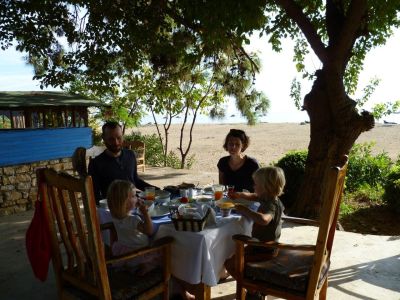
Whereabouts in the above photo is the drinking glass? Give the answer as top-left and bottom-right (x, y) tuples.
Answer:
(226, 185), (235, 198)
(180, 189), (189, 203)
(212, 184), (224, 200)
(145, 187), (155, 201)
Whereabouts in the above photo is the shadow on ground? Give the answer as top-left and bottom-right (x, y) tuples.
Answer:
(329, 255), (400, 299)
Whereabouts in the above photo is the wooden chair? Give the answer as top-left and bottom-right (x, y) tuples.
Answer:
(71, 147), (88, 177)
(231, 158), (348, 300)
(123, 140), (146, 172)
(37, 168), (172, 300)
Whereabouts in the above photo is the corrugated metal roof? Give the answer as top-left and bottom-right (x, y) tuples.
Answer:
(0, 91), (103, 108)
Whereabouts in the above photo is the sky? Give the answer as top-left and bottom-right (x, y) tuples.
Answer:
(1, 29), (399, 124)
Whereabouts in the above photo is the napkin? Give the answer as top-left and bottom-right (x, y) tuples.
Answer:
(203, 205), (217, 227)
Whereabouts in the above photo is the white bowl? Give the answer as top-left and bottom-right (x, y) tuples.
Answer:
(99, 199), (108, 209)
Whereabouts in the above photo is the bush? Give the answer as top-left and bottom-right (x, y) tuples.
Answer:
(383, 166), (400, 214)
(347, 183), (384, 205)
(89, 120), (103, 146)
(341, 183), (384, 218)
(275, 150), (308, 210)
(346, 143), (393, 192)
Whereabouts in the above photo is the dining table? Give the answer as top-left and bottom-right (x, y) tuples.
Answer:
(154, 214), (252, 299)
(97, 194), (257, 300)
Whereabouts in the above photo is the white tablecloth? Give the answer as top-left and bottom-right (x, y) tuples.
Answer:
(154, 216), (252, 286)
(97, 206), (253, 286)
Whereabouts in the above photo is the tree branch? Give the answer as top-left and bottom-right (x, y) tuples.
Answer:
(331, 0), (368, 62)
(275, 0), (328, 63)
(326, 0), (345, 45)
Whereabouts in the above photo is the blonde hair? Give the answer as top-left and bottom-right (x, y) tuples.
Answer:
(253, 167), (286, 198)
(107, 180), (135, 219)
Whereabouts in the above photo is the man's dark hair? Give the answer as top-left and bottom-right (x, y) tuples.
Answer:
(102, 121), (122, 135)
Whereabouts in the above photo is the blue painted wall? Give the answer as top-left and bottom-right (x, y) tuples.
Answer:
(0, 127), (93, 167)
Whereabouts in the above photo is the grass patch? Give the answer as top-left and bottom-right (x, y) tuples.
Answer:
(339, 184), (399, 235)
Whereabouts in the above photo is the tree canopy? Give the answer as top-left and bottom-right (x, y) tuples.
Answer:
(2, 0), (400, 216)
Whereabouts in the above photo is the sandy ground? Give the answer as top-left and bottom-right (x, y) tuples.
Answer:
(134, 123), (400, 171)
(1, 166), (399, 300)
(0, 166), (399, 299)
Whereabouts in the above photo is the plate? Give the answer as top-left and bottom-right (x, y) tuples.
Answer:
(138, 190), (171, 202)
(216, 198), (258, 209)
(202, 187), (214, 195)
(148, 205), (171, 219)
(194, 194), (213, 204)
(170, 197), (196, 205)
(179, 203), (198, 209)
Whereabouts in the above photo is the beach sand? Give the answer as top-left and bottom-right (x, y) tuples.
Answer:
(134, 122), (400, 171)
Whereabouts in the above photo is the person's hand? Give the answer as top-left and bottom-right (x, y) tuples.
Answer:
(234, 204), (247, 214)
(136, 199), (148, 215)
(228, 191), (239, 199)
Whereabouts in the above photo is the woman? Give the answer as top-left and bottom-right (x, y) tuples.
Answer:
(217, 129), (259, 193)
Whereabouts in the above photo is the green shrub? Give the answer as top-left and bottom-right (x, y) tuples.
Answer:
(89, 120), (103, 146)
(346, 143), (392, 192)
(383, 166), (400, 214)
(349, 183), (384, 205)
(395, 154), (400, 167)
(341, 183), (384, 217)
(275, 150), (308, 210)
(339, 201), (355, 216)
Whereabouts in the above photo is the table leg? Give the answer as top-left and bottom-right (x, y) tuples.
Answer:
(193, 283), (211, 300)
(186, 282), (211, 300)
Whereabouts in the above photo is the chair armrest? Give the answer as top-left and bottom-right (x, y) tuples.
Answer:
(232, 234), (315, 251)
(100, 222), (115, 231)
(150, 236), (174, 247)
(282, 215), (319, 226)
(105, 236), (174, 265)
(232, 234), (258, 243)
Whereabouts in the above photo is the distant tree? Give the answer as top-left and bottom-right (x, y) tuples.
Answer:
(146, 52), (269, 169)
(68, 75), (147, 134)
(2, 1), (400, 216)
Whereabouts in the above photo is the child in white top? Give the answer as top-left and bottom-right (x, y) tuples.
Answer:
(107, 179), (155, 274)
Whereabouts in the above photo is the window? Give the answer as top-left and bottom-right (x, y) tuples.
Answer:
(0, 110), (11, 129)
(30, 111), (44, 128)
(0, 107), (89, 128)
(11, 111), (25, 128)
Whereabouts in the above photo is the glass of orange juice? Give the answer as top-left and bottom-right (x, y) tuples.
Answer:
(212, 184), (224, 200)
(145, 187), (155, 201)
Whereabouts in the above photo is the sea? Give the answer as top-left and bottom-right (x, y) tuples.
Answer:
(140, 108), (400, 126)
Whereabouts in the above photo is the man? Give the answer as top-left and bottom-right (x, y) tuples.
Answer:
(88, 121), (157, 204)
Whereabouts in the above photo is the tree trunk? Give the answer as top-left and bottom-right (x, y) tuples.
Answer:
(290, 68), (374, 218)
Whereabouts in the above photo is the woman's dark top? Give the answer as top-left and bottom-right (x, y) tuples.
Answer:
(217, 155), (259, 192)
(88, 149), (152, 204)
(252, 197), (284, 242)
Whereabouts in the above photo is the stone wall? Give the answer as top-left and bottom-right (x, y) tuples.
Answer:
(0, 158), (74, 216)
